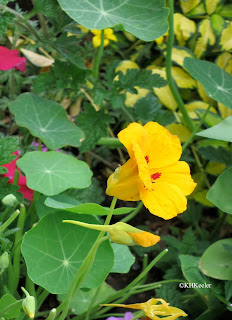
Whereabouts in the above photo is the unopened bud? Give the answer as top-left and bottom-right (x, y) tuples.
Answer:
(2, 194), (17, 207)
(0, 252), (9, 269)
(22, 287), (35, 319)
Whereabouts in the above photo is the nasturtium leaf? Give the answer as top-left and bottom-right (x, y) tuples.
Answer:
(111, 243), (135, 273)
(45, 199), (134, 216)
(199, 239), (232, 280)
(0, 294), (22, 319)
(184, 58), (232, 109)
(35, 195), (60, 219)
(17, 151), (92, 196)
(22, 212), (114, 294)
(197, 116), (232, 143)
(179, 255), (211, 296)
(9, 93), (84, 150)
(57, 0), (169, 41)
(0, 136), (18, 174)
(207, 166), (232, 214)
(59, 283), (116, 315)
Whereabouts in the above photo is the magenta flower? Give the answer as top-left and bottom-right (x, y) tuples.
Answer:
(106, 312), (134, 320)
(0, 46), (26, 72)
(2, 151), (33, 201)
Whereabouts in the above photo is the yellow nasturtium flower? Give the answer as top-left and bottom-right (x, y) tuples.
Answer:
(91, 28), (117, 48)
(101, 298), (187, 320)
(63, 220), (160, 248)
(106, 122), (196, 220)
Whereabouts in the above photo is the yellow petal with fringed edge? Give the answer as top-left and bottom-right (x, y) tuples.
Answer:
(174, 13), (196, 46)
(171, 67), (196, 89)
(106, 122), (196, 220)
(205, 0), (221, 15)
(171, 48), (194, 67)
(194, 19), (216, 59)
(220, 22), (232, 51)
(101, 298), (187, 320)
(180, 0), (200, 14)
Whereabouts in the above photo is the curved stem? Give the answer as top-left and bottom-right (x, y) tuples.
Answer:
(166, 0), (195, 132)
(93, 30), (105, 79)
(0, 209), (20, 234)
(120, 201), (143, 223)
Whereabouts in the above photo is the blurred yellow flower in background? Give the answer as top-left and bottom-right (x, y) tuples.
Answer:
(91, 28), (117, 48)
(106, 122), (196, 220)
(101, 298), (187, 320)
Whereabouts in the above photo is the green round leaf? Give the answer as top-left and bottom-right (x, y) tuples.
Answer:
(111, 243), (135, 273)
(207, 166), (232, 214)
(197, 116), (232, 143)
(57, 0), (169, 41)
(9, 93), (84, 150)
(184, 58), (232, 109)
(17, 151), (92, 196)
(22, 212), (114, 294)
(199, 239), (232, 280)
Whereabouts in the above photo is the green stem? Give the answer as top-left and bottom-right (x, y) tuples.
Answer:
(0, 207), (11, 223)
(121, 201), (143, 223)
(8, 204), (26, 294)
(93, 30), (105, 79)
(210, 211), (227, 240)
(191, 146), (211, 189)
(0, 209), (20, 234)
(96, 249), (168, 316)
(85, 284), (103, 320)
(38, 13), (49, 37)
(37, 289), (49, 311)
(182, 99), (214, 151)
(97, 137), (122, 148)
(10, 69), (15, 100)
(26, 275), (36, 300)
(13, 168), (19, 186)
(166, 0), (195, 132)
(45, 309), (57, 320)
(56, 197), (117, 320)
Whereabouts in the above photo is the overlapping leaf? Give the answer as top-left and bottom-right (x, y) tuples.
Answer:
(9, 93), (84, 150)
(57, 0), (169, 41)
(0, 136), (18, 174)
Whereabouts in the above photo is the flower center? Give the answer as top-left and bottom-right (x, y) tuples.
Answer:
(145, 156), (149, 163)
(151, 172), (161, 181)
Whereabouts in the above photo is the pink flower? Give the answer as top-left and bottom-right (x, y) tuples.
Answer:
(106, 312), (134, 320)
(2, 151), (33, 201)
(0, 46), (26, 72)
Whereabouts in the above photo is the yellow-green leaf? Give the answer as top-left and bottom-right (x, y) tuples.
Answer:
(172, 66), (196, 88)
(218, 102), (232, 119)
(185, 101), (217, 119)
(171, 47), (194, 67)
(197, 82), (211, 103)
(165, 123), (191, 142)
(220, 22), (232, 51)
(194, 19), (216, 58)
(210, 14), (225, 36)
(216, 52), (232, 71)
(174, 13), (196, 46)
(125, 87), (150, 107)
(205, 0), (221, 15)
(188, 2), (206, 17)
(180, 0), (200, 14)
(206, 161), (226, 176)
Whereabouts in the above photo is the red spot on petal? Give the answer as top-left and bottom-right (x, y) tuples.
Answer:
(151, 172), (161, 181)
(145, 156), (149, 163)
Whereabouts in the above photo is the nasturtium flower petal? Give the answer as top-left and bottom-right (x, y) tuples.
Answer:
(150, 161), (197, 196)
(106, 159), (140, 201)
(139, 181), (187, 220)
(128, 231), (160, 247)
(118, 122), (149, 158)
(143, 122), (182, 168)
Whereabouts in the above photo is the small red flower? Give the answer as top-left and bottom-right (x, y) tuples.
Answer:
(0, 46), (26, 72)
(2, 151), (33, 201)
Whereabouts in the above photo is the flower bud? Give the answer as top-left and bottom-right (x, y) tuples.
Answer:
(2, 194), (17, 207)
(22, 287), (35, 319)
(0, 252), (9, 269)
